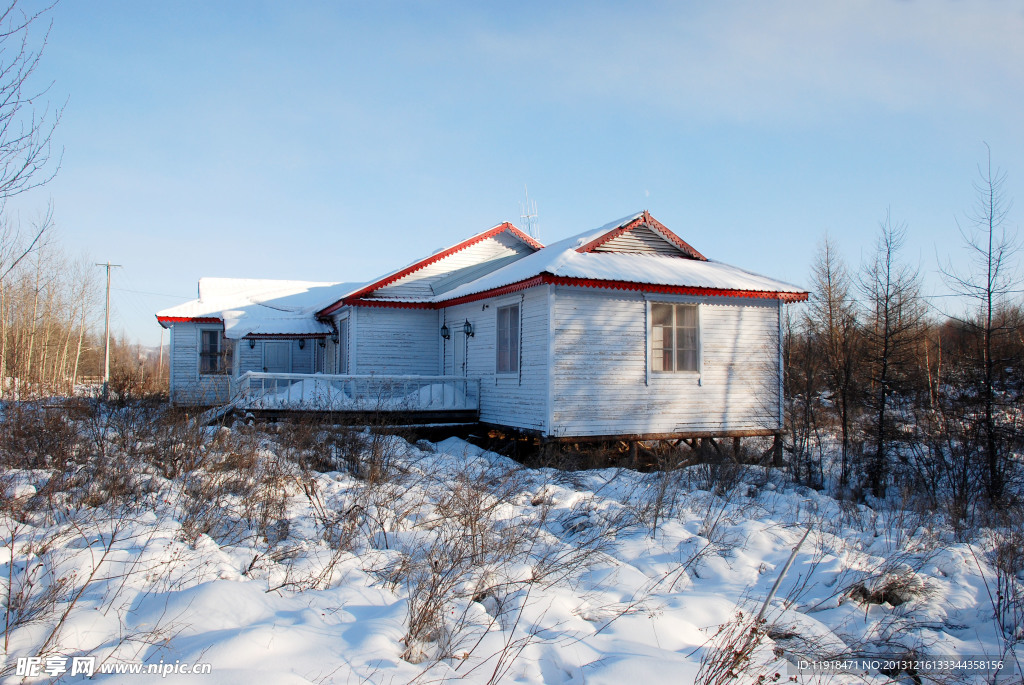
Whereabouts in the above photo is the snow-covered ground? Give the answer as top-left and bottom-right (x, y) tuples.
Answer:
(2, 426), (1021, 684)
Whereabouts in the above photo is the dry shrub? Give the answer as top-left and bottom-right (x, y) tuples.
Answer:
(847, 566), (927, 607)
(989, 530), (1024, 641)
(0, 401), (81, 468)
(697, 612), (783, 685)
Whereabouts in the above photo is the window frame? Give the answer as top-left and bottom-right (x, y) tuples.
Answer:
(199, 327), (231, 376)
(648, 301), (701, 375)
(336, 316), (350, 374)
(495, 301), (520, 376)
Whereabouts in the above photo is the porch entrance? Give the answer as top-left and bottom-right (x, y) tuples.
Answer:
(263, 342), (291, 373)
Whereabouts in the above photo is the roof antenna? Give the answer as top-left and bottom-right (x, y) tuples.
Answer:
(519, 185), (540, 241)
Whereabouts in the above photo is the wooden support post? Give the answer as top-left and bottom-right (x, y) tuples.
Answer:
(733, 436), (742, 459)
(629, 440), (638, 469)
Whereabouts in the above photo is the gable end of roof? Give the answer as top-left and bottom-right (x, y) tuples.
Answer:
(576, 210), (707, 261)
(317, 222), (541, 317)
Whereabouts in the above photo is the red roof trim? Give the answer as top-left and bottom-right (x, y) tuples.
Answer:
(335, 274), (807, 311)
(316, 222), (542, 318)
(576, 210), (708, 261)
(436, 275), (547, 308)
(541, 275), (809, 303)
(156, 316), (222, 328)
(341, 299), (434, 310)
(243, 332), (329, 339)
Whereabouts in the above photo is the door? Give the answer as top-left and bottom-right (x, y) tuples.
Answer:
(263, 342), (291, 374)
(455, 329), (467, 376)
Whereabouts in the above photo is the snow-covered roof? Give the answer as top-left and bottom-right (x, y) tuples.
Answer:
(318, 221), (542, 316)
(370, 212), (805, 303)
(156, 278), (364, 338)
(433, 243), (805, 302)
(158, 213), (806, 335)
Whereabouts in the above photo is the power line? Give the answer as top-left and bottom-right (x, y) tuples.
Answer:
(112, 286), (190, 299)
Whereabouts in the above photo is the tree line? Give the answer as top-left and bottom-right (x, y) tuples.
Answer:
(0, 227), (166, 399)
(784, 150), (1023, 524)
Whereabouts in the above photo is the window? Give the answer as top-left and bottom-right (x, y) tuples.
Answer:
(200, 330), (232, 375)
(496, 303), (519, 374)
(337, 318), (349, 373)
(651, 303), (698, 372)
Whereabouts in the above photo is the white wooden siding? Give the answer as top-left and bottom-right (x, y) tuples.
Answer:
(291, 339), (314, 373)
(373, 233), (534, 300)
(593, 225), (686, 256)
(168, 322), (230, 405)
(353, 307), (438, 375)
(441, 286), (549, 431)
(239, 338), (262, 374)
(323, 310), (350, 374)
(549, 288), (780, 437)
(237, 339), (314, 375)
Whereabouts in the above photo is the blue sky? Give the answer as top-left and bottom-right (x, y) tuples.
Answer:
(9, 0), (1024, 345)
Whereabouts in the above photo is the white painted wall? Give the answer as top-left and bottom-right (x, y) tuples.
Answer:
(237, 339), (315, 375)
(352, 306), (439, 375)
(548, 287), (780, 437)
(168, 322), (230, 406)
(441, 286), (549, 432)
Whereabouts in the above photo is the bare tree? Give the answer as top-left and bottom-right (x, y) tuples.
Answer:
(0, 0), (61, 278)
(807, 234), (861, 488)
(0, 0), (62, 396)
(859, 212), (925, 499)
(941, 145), (1021, 504)
(0, 1), (60, 205)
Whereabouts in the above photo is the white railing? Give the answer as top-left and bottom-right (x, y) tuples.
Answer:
(230, 372), (480, 413)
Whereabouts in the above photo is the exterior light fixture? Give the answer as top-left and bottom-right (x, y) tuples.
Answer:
(298, 338), (306, 350)
(462, 320), (474, 337)
(440, 323), (450, 339)
(318, 338), (326, 348)
(249, 339), (256, 349)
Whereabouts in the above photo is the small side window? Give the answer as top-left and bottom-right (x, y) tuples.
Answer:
(200, 330), (232, 374)
(650, 303), (698, 373)
(496, 304), (520, 374)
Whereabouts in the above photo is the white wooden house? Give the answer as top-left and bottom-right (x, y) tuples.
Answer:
(157, 212), (807, 440)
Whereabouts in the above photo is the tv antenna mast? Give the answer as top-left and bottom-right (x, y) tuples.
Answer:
(519, 185), (539, 241)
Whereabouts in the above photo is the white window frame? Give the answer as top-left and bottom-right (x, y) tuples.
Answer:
(336, 315), (350, 374)
(495, 301), (520, 376)
(648, 301), (701, 375)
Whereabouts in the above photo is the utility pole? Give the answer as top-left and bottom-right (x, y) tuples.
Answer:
(96, 262), (121, 399)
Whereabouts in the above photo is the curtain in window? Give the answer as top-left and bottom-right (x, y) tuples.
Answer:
(651, 303), (698, 372)
(496, 304), (519, 374)
(200, 330), (221, 374)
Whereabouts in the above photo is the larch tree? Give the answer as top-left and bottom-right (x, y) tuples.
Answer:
(807, 234), (860, 488)
(941, 145), (1021, 504)
(859, 212), (925, 499)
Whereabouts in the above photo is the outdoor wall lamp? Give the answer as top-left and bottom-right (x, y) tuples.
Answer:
(298, 338), (306, 350)
(440, 323), (450, 340)
(462, 320), (474, 337)
(318, 338), (326, 348)
(249, 339), (256, 349)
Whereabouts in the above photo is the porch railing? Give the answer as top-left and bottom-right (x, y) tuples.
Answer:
(230, 372), (480, 413)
